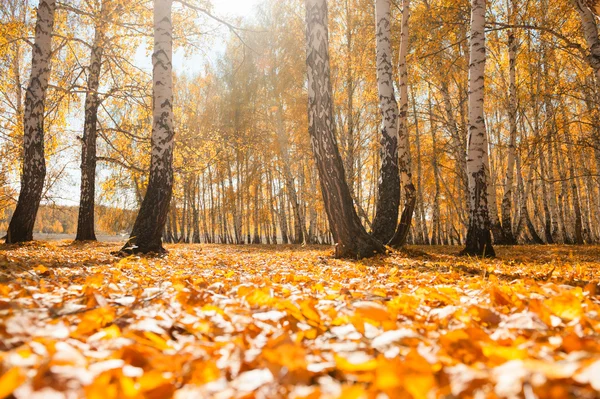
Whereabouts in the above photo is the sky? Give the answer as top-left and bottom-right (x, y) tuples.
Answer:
(214, 0), (259, 19)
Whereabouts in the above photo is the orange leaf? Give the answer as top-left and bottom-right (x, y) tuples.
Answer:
(0, 368), (25, 399)
(354, 301), (390, 322)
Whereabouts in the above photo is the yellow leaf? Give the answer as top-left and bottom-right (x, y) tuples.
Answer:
(34, 264), (49, 276)
(300, 299), (321, 326)
(143, 331), (170, 350)
(354, 301), (390, 322)
(0, 368), (25, 399)
(74, 307), (116, 336)
(85, 273), (105, 288)
(338, 385), (368, 399)
(544, 291), (583, 321)
(335, 353), (378, 373)
(189, 360), (220, 385)
(263, 343), (307, 372)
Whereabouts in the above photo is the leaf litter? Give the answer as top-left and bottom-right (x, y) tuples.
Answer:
(0, 242), (599, 398)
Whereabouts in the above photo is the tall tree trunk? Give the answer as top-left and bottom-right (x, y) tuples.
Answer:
(486, 134), (504, 243)
(371, 0), (400, 243)
(76, 1), (107, 242)
(344, 0), (355, 196)
(500, 6), (518, 244)
(461, 0), (495, 257)
(388, 0), (416, 248)
(122, 0), (174, 254)
(412, 91), (426, 244)
(563, 112), (585, 244)
(429, 90), (441, 245)
(7, 0), (56, 244)
(304, 0), (384, 258)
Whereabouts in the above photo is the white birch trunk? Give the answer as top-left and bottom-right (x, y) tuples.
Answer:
(122, 0), (174, 254)
(462, 0), (495, 257)
(397, 0), (413, 191)
(576, 0), (600, 81)
(371, 0), (400, 242)
(500, 1), (518, 244)
(388, 0), (417, 247)
(76, 1), (107, 242)
(7, 0), (55, 243)
(151, 0), (174, 178)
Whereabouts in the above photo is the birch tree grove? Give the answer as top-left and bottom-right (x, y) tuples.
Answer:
(6, 0), (56, 243)
(461, 0), (495, 257)
(122, 0), (174, 254)
(371, 0), (400, 243)
(305, 0), (383, 258)
(4, 0), (600, 257)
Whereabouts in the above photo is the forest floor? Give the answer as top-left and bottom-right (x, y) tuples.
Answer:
(0, 242), (599, 399)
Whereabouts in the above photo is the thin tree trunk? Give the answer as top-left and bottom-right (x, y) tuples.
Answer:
(412, 91), (425, 244)
(122, 0), (174, 254)
(7, 0), (56, 243)
(76, 1), (110, 242)
(428, 89), (441, 245)
(305, 0), (384, 258)
(275, 105), (305, 244)
(344, 0), (355, 196)
(440, 77), (469, 227)
(563, 112), (585, 244)
(500, 4), (518, 244)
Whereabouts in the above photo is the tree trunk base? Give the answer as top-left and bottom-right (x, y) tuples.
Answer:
(388, 184), (417, 249)
(334, 237), (385, 259)
(460, 225), (496, 258)
(116, 241), (168, 257)
(75, 232), (97, 242)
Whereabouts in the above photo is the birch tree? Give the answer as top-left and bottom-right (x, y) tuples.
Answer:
(6, 0), (56, 243)
(461, 0), (495, 257)
(499, 0), (518, 245)
(305, 0), (384, 258)
(122, 0), (174, 254)
(388, 0), (416, 248)
(76, 1), (109, 242)
(371, 0), (400, 243)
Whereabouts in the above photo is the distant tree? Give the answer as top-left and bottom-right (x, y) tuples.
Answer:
(6, 0), (56, 243)
(122, 0), (174, 254)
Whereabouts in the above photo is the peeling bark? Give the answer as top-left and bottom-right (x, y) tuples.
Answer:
(371, 0), (400, 243)
(461, 0), (495, 257)
(7, 0), (56, 244)
(122, 0), (174, 254)
(304, 0), (384, 258)
(388, 0), (416, 248)
(500, 4), (518, 245)
(76, 2), (107, 242)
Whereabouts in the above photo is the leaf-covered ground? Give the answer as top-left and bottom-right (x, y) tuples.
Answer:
(0, 243), (599, 399)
